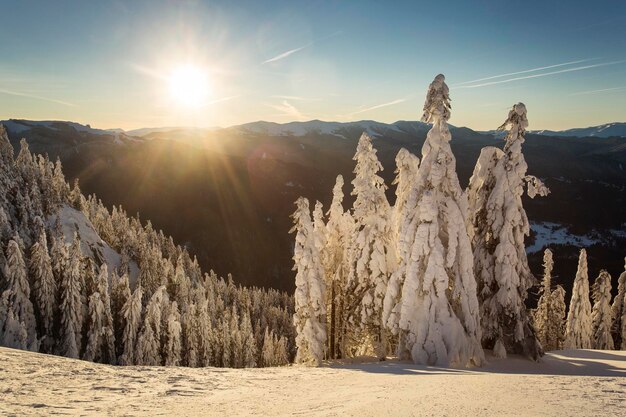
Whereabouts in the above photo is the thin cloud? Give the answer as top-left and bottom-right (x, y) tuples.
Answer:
(270, 95), (320, 101)
(569, 86), (626, 96)
(454, 59), (598, 86)
(348, 98), (406, 116)
(262, 44), (311, 65)
(266, 100), (307, 120)
(261, 31), (343, 65)
(0, 87), (75, 107)
(457, 60), (626, 89)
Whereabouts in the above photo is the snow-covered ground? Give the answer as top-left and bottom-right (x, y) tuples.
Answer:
(1, 347), (624, 416)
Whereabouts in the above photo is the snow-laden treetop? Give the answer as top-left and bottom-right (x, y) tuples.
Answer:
(421, 74), (451, 123)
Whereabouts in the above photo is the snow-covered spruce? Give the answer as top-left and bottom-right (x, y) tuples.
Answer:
(564, 249), (593, 349)
(533, 249), (565, 351)
(347, 132), (393, 359)
(291, 197), (326, 366)
(467, 102), (546, 360)
(382, 148), (420, 358)
(323, 175), (354, 359)
(611, 258), (626, 349)
(591, 270), (614, 350)
(385, 74), (483, 367)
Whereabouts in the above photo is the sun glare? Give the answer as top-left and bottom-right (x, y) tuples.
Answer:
(168, 65), (210, 107)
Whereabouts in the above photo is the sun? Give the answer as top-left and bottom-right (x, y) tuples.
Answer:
(168, 65), (210, 107)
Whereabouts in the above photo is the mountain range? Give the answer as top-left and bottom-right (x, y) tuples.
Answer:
(2, 118), (625, 297)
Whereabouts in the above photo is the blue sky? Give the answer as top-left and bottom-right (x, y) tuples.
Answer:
(1, 0), (625, 130)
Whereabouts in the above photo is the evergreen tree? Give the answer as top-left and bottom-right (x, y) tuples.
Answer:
(549, 285), (566, 351)
(591, 270), (614, 350)
(383, 148), (420, 358)
(112, 272), (131, 360)
(467, 102), (547, 359)
(120, 284), (142, 365)
(83, 292), (107, 362)
(534, 249), (563, 351)
(182, 303), (199, 367)
(323, 175), (353, 359)
(349, 132), (392, 359)
(29, 228), (57, 353)
(95, 264), (116, 363)
(291, 197), (326, 366)
(564, 249), (593, 349)
(385, 74), (483, 366)
(136, 286), (168, 365)
(164, 301), (182, 366)
(58, 235), (84, 358)
(610, 258), (626, 349)
(3, 239), (37, 350)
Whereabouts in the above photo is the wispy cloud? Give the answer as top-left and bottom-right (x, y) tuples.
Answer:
(261, 30), (343, 65)
(569, 86), (626, 96)
(262, 44), (312, 65)
(347, 98), (406, 116)
(270, 95), (320, 101)
(454, 59), (598, 86)
(266, 100), (307, 120)
(456, 60), (626, 89)
(0, 87), (75, 107)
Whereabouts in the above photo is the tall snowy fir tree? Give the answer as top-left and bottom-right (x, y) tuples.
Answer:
(467, 102), (547, 359)
(164, 301), (182, 366)
(291, 197), (326, 366)
(591, 270), (614, 350)
(384, 74), (483, 366)
(564, 249), (593, 349)
(29, 227), (57, 353)
(348, 132), (392, 359)
(611, 258), (626, 349)
(383, 148), (420, 359)
(58, 235), (84, 358)
(120, 284), (142, 365)
(534, 249), (564, 351)
(323, 175), (352, 359)
(2, 239), (37, 350)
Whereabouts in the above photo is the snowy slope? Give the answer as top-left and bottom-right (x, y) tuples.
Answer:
(1, 347), (624, 416)
(47, 204), (139, 284)
(230, 120), (408, 138)
(1, 119), (111, 136)
(532, 122), (626, 138)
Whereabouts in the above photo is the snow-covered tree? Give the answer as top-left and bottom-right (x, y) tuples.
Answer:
(29, 228), (57, 352)
(119, 284), (143, 365)
(136, 286), (168, 365)
(291, 197), (326, 366)
(348, 132), (392, 359)
(164, 301), (182, 366)
(323, 175), (353, 359)
(611, 258), (626, 349)
(384, 74), (483, 367)
(58, 235), (84, 358)
(467, 102), (547, 359)
(383, 148), (420, 357)
(183, 303), (199, 367)
(95, 264), (116, 364)
(3, 239), (37, 351)
(549, 285), (566, 351)
(534, 249), (564, 351)
(591, 270), (614, 350)
(83, 292), (107, 362)
(564, 249), (593, 349)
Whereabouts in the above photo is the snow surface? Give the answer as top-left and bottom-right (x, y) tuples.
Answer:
(527, 222), (600, 253)
(47, 205), (139, 284)
(0, 347), (624, 416)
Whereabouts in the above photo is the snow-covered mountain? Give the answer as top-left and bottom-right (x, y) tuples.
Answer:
(532, 122), (626, 138)
(0, 119), (141, 144)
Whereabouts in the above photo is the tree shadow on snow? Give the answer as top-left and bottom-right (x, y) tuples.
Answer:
(329, 350), (626, 378)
